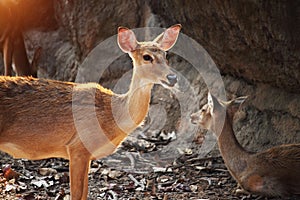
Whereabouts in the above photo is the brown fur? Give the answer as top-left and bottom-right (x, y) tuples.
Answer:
(191, 93), (300, 197)
(0, 24), (181, 200)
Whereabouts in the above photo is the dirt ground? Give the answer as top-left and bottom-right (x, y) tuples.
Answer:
(0, 143), (298, 200)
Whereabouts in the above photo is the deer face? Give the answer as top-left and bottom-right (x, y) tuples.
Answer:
(191, 93), (247, 132)
(191, 93), (227, 132)
(191, 103), (214, 130)
(117, 24), (181, 88)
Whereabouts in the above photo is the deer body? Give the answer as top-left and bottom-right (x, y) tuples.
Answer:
(0, 77), (149, 159)
(191, 93), (300, 197)
(0, 25), (182, 200)
(1, 77), (80, 160)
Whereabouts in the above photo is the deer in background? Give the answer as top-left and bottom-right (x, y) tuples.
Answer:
(0, 24), (181, 200)
(0, 0), (40, 77)
(191, 93), (300, 197)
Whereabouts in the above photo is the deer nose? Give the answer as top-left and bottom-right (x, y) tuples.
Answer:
(190, 113), (199, 124)
(166, 74), (177, 86)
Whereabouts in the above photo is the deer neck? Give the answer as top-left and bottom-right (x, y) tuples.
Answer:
(215, 113), (251, 176)
(74, 72), (153, 157)
(112, 71), (153, 135)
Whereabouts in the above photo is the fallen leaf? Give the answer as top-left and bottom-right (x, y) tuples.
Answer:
(31, 179), (50, 188)
(153, 167), (172, 173)
(2, 165), (20, 181)
(39, 168), (58, 176)
(5, 183), (16, 192)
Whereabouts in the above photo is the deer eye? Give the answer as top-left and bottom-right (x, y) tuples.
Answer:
(143, 55), (153, 62)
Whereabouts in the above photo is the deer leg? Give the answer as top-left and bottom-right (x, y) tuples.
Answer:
(68, 147), (91, 200)
(29, 47), (42, 78)
(12, 31), (31, 76)
(3, 37), (13, 76)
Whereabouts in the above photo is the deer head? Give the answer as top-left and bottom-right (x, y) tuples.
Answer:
(117, 24), (181, 89)
(191, 93), (247, 133)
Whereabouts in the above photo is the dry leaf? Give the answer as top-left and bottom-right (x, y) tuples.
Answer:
(2, 165), (20, 181)
(39, 168), (58, 176)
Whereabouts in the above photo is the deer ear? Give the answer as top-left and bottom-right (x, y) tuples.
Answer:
(208, 92), (215, 115)
(208, 92), (222, 115)
(228, 96), (248, 113)
(153, 24), (181, 51)
(118, 27), (138, 53)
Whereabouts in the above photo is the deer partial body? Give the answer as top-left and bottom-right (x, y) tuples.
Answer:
(191, 93), (300, 197)
(0, 24), (182, 200)
(0, 0), (40, 77)
(241, 143), (300, 196)
(0, 77), (108, 160)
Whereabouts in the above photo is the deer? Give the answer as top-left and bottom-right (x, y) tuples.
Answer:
(190, 93), (300, 197)
(0, 0), (40, 77)
(0, 24), (182, 200)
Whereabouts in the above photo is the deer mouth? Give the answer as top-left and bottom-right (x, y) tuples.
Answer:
(191, 119), (197, 125)
(160, 80), (176, 87)
(190, 114), (199, 125)
(161, 74), (177, 88)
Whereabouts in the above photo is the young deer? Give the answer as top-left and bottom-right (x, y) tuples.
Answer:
(191, 93), (300, 197)
(0, 0), (39, 77)
(0, 24), (181, 200)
